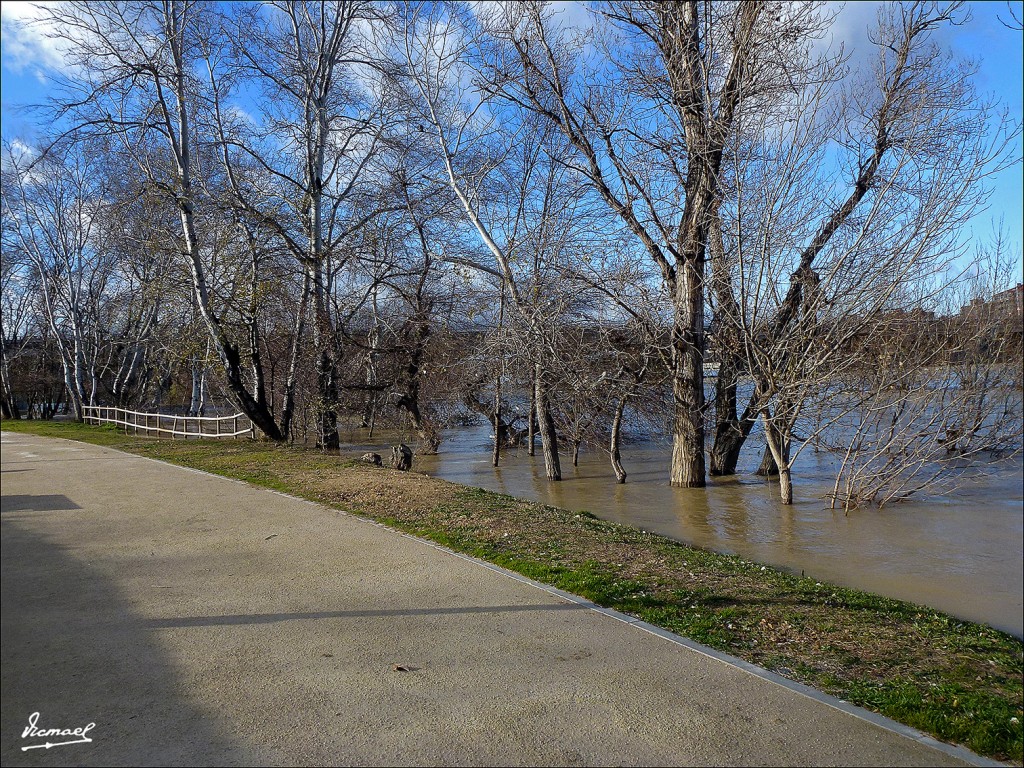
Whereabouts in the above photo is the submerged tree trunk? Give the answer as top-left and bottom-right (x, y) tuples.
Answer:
(757, 417), (789, 477)
(610, 395), (627, 483)
(710, 355), (742, 475)
(535, 366), (561, 480)
(778, 464), (793, 505)
(756, 443), (779, 476)
(761, 411), (793, 504)
(669, 291), (706, 486)
(492, 372), (502, 467)
(708, 212), (751, 476)
(527, 379), (537, 457)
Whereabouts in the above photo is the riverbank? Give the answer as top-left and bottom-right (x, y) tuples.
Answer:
(3, 419), (1022, 763)
(410, 424), (1024, 637)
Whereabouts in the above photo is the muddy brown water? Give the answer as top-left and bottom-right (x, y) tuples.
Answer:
(342, 424), (1024, 637)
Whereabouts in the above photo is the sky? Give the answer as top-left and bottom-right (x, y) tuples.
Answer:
(2, 0), (1022, 274)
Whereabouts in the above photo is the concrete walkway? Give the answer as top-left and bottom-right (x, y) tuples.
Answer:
(0, 431), (984, 766)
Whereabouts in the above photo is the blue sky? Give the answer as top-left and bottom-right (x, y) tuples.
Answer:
(2, 0), (1021, 274)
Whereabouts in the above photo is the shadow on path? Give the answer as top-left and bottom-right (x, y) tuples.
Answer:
(144, 601), (587, 629)
(1, 506), (261, 767)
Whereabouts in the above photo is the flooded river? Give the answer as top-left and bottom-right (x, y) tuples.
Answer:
(343, 424), (1024, 637)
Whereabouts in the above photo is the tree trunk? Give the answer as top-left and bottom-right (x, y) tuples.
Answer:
(0, 326), (17, 418)
(391, 443), (413, 470)
(610, 396), (627, 483)
(197, 365), (207, 416)
(707, 201), (752, 476)
(394, 316), (439, 454)
(527, 381), (537, 457)
(761, 411), (793, 504)
(60, 360), (84, 422)
(757, 419), (789, 477)
(492, 373), (502, 467)
(535, 367), (561, 481)
(0, 356), (18, 419)
(669, 276), (706, 486)
(366, 397), (377, 438)
(710, 354), (743, 475)
(313, 346), (340, 450)
(189, 363), (203, 416)
(70, 319), (88, 421)
(756, 443), (779, 476)
(310, 265), (339, 451)
(280, 272), (310, 442)
(778, 465), (793, 505)
(167, 7), (284, 442)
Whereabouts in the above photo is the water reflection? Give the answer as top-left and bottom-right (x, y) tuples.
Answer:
(343, 424), (1024, 637)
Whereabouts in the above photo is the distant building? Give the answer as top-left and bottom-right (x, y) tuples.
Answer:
(961, 282), (1024, 321)
(992, 283), (1024, 318)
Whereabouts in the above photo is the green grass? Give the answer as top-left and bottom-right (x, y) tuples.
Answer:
(3, 417), (1022, 763)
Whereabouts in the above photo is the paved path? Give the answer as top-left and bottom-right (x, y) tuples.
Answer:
(0, 431), (984, 766)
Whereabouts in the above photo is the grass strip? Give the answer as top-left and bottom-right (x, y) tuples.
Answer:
(3, 418), (1022, 763)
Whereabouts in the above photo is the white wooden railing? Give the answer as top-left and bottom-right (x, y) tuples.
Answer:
(82, 405), (254, 439)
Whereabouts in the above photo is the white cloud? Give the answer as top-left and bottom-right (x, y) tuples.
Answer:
(10, 137), (35, 157)
(546, 1), (596, 35)
(821, 0), (884, 74)
(0, 1), (71, 74)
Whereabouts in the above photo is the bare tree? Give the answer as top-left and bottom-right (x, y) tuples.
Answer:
(34, 0), (285, 438)
(0, 194), (36, 418)
(1, 140), (117, 420)
(708, 2), (1020, 503)
(826, 238), (1023, 509)
(392, 4), (603, 479)
(470, 1), (844, 487)
(210, 0), (395, 449)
